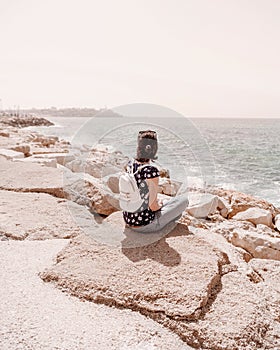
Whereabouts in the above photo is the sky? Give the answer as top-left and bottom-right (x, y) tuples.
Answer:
(0, 0), (279, 117)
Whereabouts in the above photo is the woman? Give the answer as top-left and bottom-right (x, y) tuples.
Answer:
(123, 130), (189, 233)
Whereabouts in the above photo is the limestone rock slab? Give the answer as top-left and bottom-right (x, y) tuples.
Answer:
(0, 148), (24, 160)
(0, 189), (96, 240)
(40, 226), (227, 321)
(232, 207), (273, 228)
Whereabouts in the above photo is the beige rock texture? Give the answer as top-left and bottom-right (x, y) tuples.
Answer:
(0, 239), (193, 350)
(40, 216), (280, 349)
(32, 151), (75, 165)
(232, 207), (273, 227)
(0, 189), (96, 240)
(62, 167), (119, 215)
(200, 185), (280, 219)
(14, 156), (57, 168)
(30, 146), (70, 154)
(0, 114), (53, 128)
(275, 214), (280, 232)
(0, 157), (68, 198)
(10, 143), (31, 156)
(230, 229), (280, 260)
(210, 219), (280, 260)
(0, 148), (24, 160)
(39, 227), (229, 342)
(0, 158), (118, 215)
(65, 146), (127, 178)
(158, 177), (182, 196)
(0, 130), (10, 137)
(186, 193), (228, 219)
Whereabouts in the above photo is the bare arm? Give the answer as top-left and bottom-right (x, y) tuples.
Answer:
(146, 177), (162, 211)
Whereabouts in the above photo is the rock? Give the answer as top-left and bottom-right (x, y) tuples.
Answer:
(0, 157), (74, 198)
(39, 216), (280, 349)
(0, 114), (53, 128)
(13, 156), (57, 168)
(174, 270), (273, 349)
(57, 165), (119, 216)
(256, 223), (280, 238)
(186, 193), (228, 219)
(275, 214), (280, 232)
(229, 191), (277, 219)
(230, 229), (280, 260)
(0, 189), (97, 240)
(249, 258), (280, 294)
(103, 172), (120, 193)
(202, 185), (280, 219)
(0, 130), (9, 137)
(10, 143), (31, 156)
(74, 172), (120, 215)
(179, 212), (210, 229)
(65, 157), (122, 178)
(39, 221), (229, 323)
(32, 152), (75, 165)
(31, 135), (58, 147)
(158, 177), (182, 196)
(232, 207), (273, 228)
(0, 148), (24, 160)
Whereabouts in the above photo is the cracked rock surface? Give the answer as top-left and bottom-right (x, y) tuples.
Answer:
(0, 240), (194, 350)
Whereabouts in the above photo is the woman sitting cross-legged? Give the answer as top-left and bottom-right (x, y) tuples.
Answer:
(122, 130), (189, 233)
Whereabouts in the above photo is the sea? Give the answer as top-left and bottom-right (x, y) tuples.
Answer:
(25, 116), (280, 208)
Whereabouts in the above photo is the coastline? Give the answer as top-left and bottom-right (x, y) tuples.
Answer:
(1, 114), (280, 349)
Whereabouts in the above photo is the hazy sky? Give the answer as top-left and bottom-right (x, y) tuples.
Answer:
(0, 0), (279, 117)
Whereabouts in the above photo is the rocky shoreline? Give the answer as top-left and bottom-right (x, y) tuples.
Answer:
(1, 114), (280, 349)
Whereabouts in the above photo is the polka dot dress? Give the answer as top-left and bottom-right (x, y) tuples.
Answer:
(123, 160), (160, 227)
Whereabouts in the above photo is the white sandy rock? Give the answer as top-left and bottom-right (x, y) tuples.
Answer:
(232, 207), (273, 228)
(158, 177), (182, 196)
(40, 224), (228, 323)
(230, 229), (280, 260)
(0, 148), (24, 160)
(0, 189), (96, 240)
(13, 156), (57, 168)
(186, 193), (228, 219)
(32, 152), (75, 165)
(10, 143), (31, 156)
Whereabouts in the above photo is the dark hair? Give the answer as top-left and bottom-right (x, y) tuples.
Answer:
(135, 130), (158, 163)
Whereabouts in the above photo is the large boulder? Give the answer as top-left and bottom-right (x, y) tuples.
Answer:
(39, 221), (228, 323)
(0, 157), (117, 215)
(210, 219), (280, 260)
(173, 270), (274, 349)
(32, 152), (75, 165)
(67, 171), (119, 215)
(14, 156), (57, 168)
(229, 229), (280, 260)
(0, 148), (24, 160)
(9, 143), (31, 156)
(232, 207), (273, 228)
(202, 185), (279, 219)
(39, 215), (280, 349)
(0, 157), (69, 198)
(65, 158), (121, 178)
(158, 177), (182, 196)
(186, 193), (228, 219)
(0, 189), (96, 240)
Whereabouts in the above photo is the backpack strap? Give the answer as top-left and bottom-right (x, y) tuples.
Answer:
(129, 158), (151, 176)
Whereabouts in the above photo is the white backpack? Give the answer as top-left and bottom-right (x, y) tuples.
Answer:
(119, 160), (149, 213)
